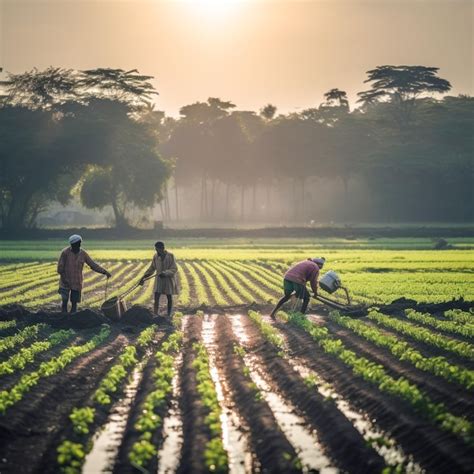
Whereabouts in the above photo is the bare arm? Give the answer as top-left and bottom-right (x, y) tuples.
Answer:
(310, 270), (319, 296)
(85, 252), (108, 275)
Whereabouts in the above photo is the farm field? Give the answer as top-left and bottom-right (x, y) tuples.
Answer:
(0, 238), (473, 473)
(0, 238), (474, 307)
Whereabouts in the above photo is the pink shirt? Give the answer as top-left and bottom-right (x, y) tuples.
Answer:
(285, 260), (320, 293)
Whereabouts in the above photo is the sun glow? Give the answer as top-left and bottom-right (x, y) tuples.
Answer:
(180, 0), (241, 16)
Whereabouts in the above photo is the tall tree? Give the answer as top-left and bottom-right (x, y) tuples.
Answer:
(357, 65), (451, 130)
(0, 67), (80, 109)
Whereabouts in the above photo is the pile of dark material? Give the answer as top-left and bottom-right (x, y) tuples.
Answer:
(0, 304), (171, 329)
(342, 297), (474, 318)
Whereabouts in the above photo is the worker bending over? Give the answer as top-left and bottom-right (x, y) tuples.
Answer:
(270, 257), (326, 318)
(57, 234), (111, 313)
(139, 241), (178, 317)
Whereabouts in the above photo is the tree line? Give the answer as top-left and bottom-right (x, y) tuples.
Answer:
(0, 65), (472, 229)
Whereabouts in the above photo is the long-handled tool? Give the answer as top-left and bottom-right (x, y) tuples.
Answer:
(101, 274), (155, 321)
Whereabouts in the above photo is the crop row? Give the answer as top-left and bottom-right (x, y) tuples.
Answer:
(404, 309), (474, 338)
(248, 310), (285, 351)
(367, 311), (474, 360)
(57, 325), (158, 474)
(2, 257), (473, 308)
(0, 329), (75, 377)
(0, 324), (47, 354)
(0, 325), (111, 414)
(444, 309), (473, 324)
(330, 312), (474, 389)
(192, 262), (229, 306)
(192, 340), (228, 472)
(0, 320), (16, 331)
(286, 311), (474, 444)
(128, 316), (183, 469)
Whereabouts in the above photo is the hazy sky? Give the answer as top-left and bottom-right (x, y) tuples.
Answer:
(1, 0), (472, 116)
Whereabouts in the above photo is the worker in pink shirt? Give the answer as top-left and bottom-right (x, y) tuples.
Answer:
(270, 257), (326, 319)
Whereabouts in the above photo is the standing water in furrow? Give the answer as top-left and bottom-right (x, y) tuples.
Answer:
(269, 314), (422, 473)
(201, 314), (252, 474)
(157, 313), (188, 474)
(83, 360), (147, 473)
(230, 314), (337, 473)
(157, 353), (184, 474)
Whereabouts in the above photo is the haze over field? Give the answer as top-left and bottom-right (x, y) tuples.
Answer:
(1, 0), (472, 116)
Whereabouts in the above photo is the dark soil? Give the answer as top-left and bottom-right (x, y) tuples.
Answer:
(241, 314), (386, 473)
(215, 315), (300, 473)
(278, 320), (474, 473)
(0, 330), (128, 474)
(325, 320), (474, 420)
(112, 331), (170, 474)
(363, 319), (474, 370)
(176, 315), (212, 474)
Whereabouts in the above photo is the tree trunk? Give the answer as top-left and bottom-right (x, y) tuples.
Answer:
(252, 182), (257, 219)
(211, 179), (216, 218)
(4, 191), (32, 230)
(202, 174), (209, 218)
(301, 177), (306, 220)
(291, 178), (297, 222)
(266, 181), (271, 217)
(200, 174), (205, 218)
(111, 198), (128, 229)
(174, 180), (179, 221)
(342, 176), (349, 221)
(225, 182), (230, 219)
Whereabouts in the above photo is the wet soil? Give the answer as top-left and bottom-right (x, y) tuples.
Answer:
(0, 330), (128, 474)
(240, 314), (386, 473)
(277, 320), (474, 473)
(176, 315), (212, 474)
(325, 320), (474, 419)
(215, 315), (299, 473)
(112, 332), (171, 474)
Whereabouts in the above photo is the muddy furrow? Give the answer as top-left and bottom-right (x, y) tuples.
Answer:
(215, 315), (300, 473)
(278, 320), (474, 473)
(177, 315), (211, 474)
(83, 360), (147, 474)
(202, 314), (252, 473)
(237, 314), (386, 474)
(157, 353), (184, 474)
(0, 331), (128, 474)
(270, 318), (421, 471)
(364, 319), (474, 370)
(324, 320), (474, 419)
(113, 331), (172, 474)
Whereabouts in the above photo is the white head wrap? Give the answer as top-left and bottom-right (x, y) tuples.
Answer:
(68, 234), (82, 245)
(312, 257), (326, 267)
